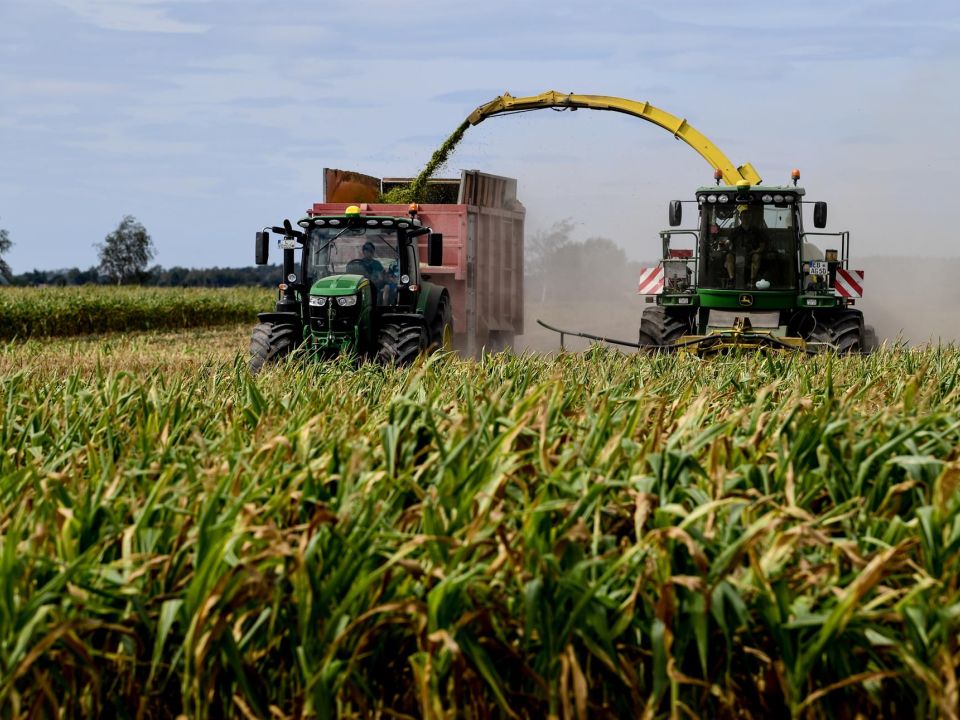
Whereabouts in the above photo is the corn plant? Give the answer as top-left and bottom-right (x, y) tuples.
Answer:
(0, 286), (272, 339)
(1, 343), (959, 718)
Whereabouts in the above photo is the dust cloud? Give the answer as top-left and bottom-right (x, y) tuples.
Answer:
(513, 256), (960, 353)
(514, 251), (654, 354)
(516, 295), (649, 354)
(857, 257), (960, 346)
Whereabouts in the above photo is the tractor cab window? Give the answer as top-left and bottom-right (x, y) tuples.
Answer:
(699, 201), (798, 291)
(308, 227), (401, 303)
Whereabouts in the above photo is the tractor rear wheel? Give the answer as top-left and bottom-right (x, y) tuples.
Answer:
(429, 294), (454, 352)
(376, 323), (426, 366)
(250, 322), (299, 374)
(806, 310), (865, 353)
(638, 306), (693, 350)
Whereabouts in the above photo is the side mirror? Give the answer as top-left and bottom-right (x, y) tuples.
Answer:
(813, 201), (828, 229)
(255, 231), (269, 265)
(668, 200), (682, 227)
(428, 232), (443, 266)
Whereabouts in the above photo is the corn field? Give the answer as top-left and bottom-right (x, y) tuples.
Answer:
(2, 338), (960, 718)
(0, 287), (273, 339)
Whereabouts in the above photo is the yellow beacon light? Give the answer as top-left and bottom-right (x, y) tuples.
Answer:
(345, 205), (361, 216)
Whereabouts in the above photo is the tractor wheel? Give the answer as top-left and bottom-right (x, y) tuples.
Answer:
(376, 323), (426, 366)
(249, 322), (299, 374)
(806, 310), (865, 353)
(429, 294), (454, 352)
(485, 331), (515, 353)
(637, 306), (693, 351)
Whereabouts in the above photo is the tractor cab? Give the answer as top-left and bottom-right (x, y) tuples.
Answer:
(306, 219), (413, 309)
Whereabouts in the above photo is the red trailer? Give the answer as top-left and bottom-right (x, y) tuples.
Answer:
(313, 169), (525, 356)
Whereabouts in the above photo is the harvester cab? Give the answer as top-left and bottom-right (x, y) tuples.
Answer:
(639, 170), (871, 354)
(249, 204), (453, 373)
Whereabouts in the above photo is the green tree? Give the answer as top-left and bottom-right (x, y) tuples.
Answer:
(97, 215), (155, 284)
(0, 220), (12, 283)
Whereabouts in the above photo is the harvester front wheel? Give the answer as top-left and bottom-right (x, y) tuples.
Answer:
(376, 323), (426, 366)
(806, 310), (865, 353)
(249, 322), (299, 374)
(638, 306), (693, 351)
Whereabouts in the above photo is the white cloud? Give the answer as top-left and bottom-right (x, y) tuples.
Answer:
(52, 0), (211, 33)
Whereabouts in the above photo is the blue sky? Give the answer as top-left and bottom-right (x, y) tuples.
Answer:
(1, 0), (958, 272)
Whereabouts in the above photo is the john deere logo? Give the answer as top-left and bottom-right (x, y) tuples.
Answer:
(739, 294), (754, 307)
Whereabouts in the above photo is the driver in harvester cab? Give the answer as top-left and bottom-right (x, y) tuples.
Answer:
(725, 204), (768, 284)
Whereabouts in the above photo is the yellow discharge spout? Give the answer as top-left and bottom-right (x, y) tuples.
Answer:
(468, 91), (761, 186)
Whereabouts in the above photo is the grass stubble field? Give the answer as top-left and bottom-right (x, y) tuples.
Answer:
(1, 289), (959, 718)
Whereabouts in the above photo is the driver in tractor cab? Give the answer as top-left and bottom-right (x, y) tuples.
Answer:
(355, 241), (385, 285)
(724, 204), (768, 284)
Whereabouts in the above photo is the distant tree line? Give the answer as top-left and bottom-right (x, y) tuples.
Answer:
(2, 213), (650, 296)
(10, 264), (283, 287)
(4, 213), (284, 287)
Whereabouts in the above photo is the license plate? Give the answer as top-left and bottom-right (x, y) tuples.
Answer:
(809, 261), (829, 276)
(279, 238), (300, 250)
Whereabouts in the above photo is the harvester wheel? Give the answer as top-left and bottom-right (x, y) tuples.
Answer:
(249, 322), (299, 374)
(806, 310), (865, 353)
(429, 294), (454, 352)
(637, 306), (693, 350)
(376, 323), (426, 366)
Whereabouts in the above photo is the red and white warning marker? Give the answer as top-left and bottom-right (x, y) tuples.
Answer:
(637, 266), (664, 294)
(834, 268), (864, 298)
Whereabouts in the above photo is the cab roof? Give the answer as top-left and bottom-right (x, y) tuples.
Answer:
(296, 214), (423, 230)
(696, 185), (806, 196)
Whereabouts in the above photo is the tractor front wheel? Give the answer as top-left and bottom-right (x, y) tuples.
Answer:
(376, 323), (426, 366)
(249, 322), (299, 374)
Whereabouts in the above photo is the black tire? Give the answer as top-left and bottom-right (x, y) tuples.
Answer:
(429, 293), (454, 352)
(485, 331), (514, 353)
(376, 323), (426, 366)
(637, 306), (694, 350)
(249, 322), (299, 374)
(805, 310), (864, 353)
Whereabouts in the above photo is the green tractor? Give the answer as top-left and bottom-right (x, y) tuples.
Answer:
(250, 204), (453, 372)
(638, 173), (873, 354)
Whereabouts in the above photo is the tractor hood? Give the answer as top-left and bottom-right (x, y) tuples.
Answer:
(310, 274), (367, 296)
